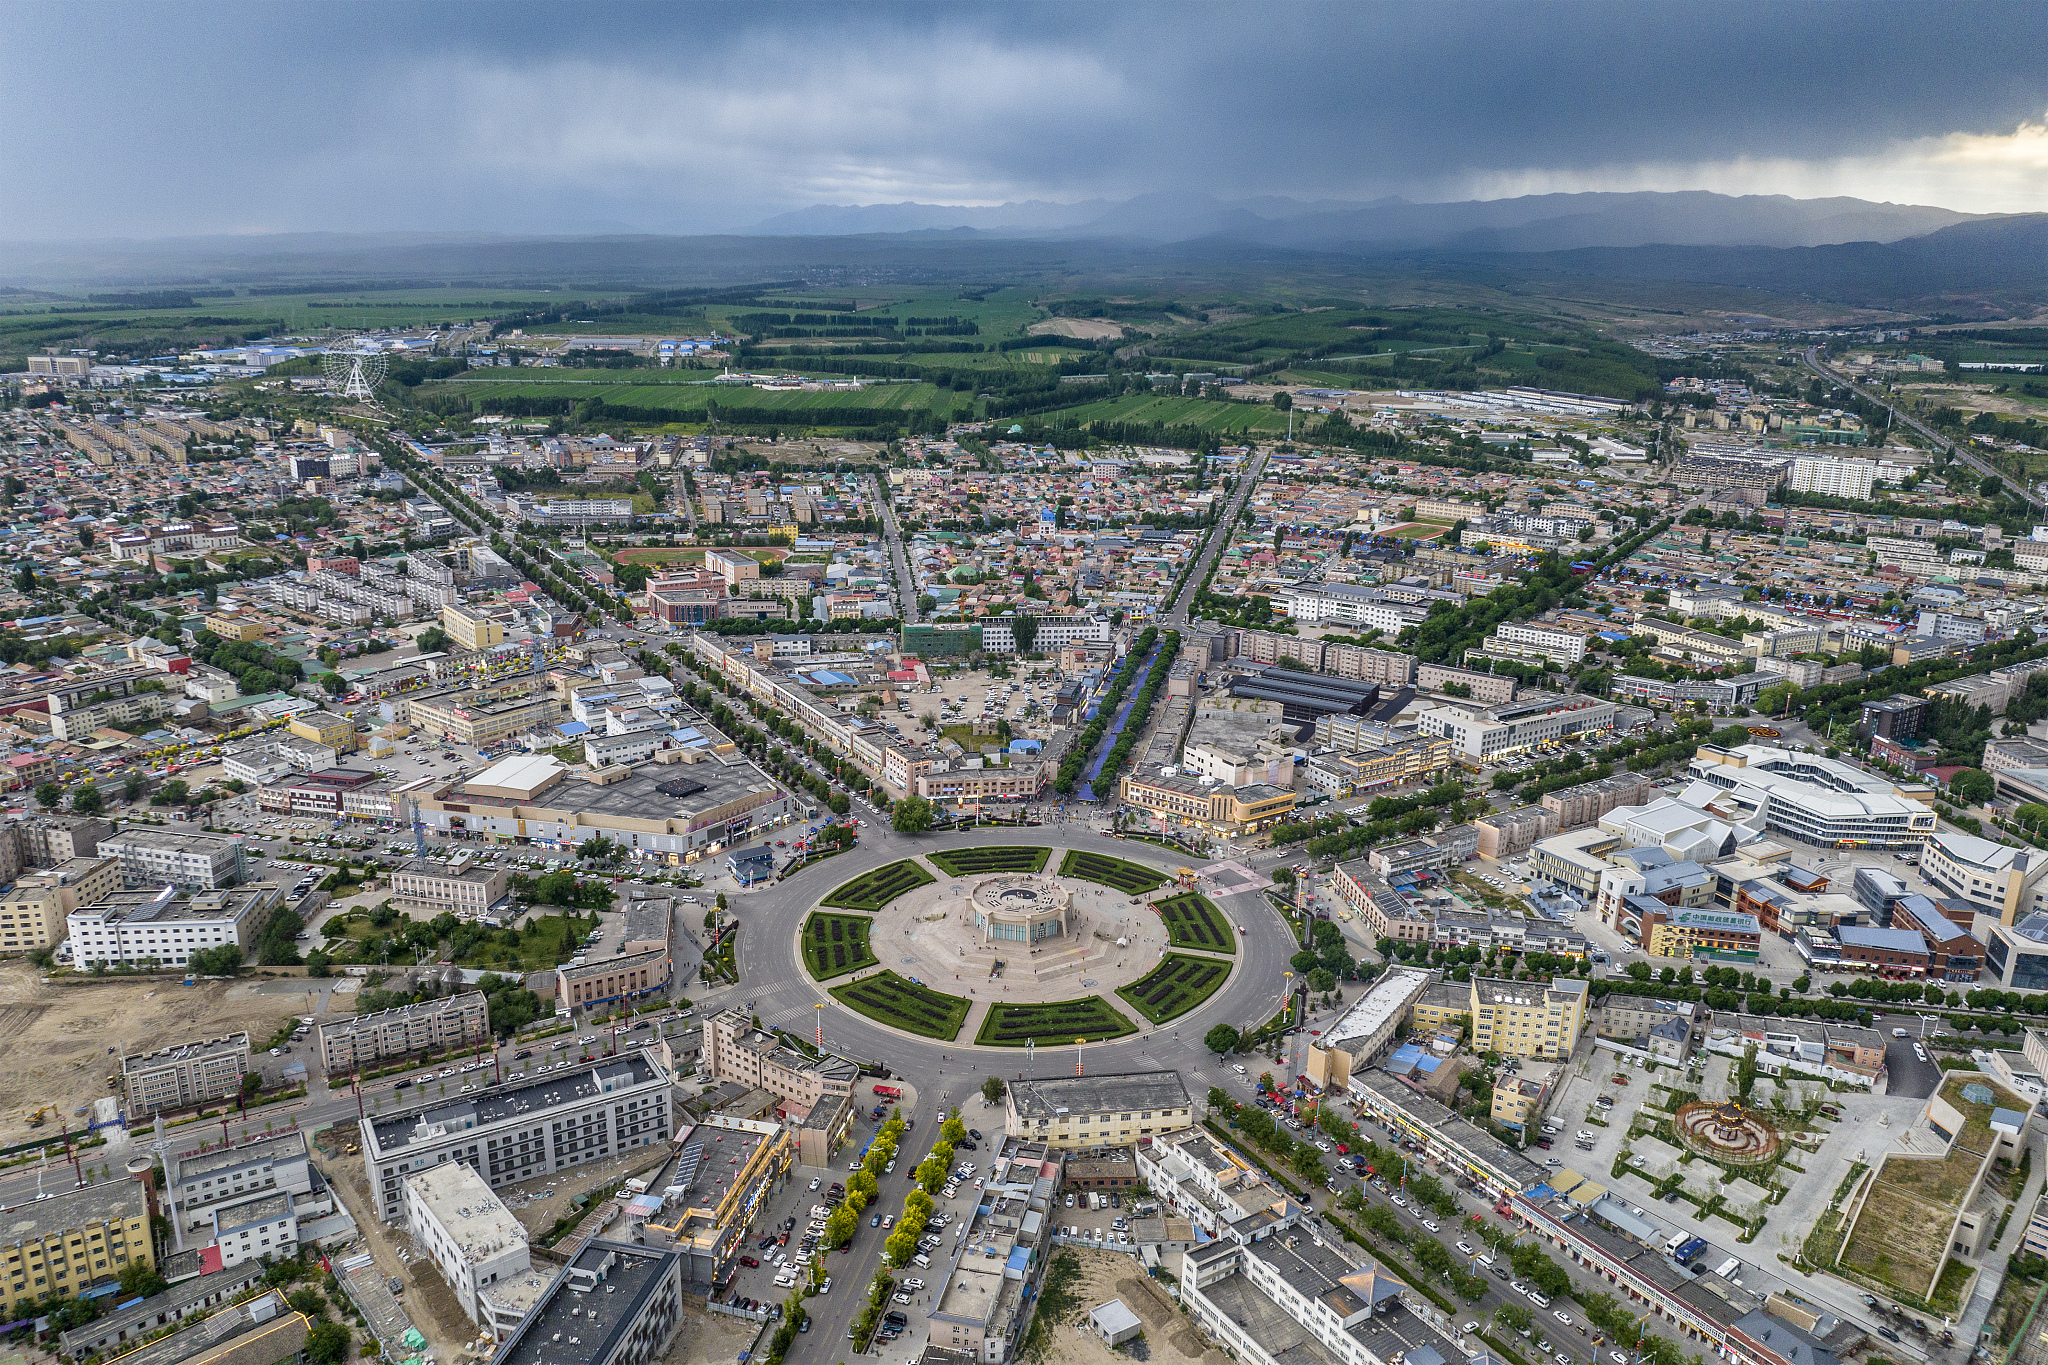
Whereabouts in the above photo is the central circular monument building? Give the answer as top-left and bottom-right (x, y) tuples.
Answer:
(969, 874), (1072, 945)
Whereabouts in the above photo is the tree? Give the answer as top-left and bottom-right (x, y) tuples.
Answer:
(241, 1072), (263, 1100)
(1757, 682), (1800, 717)
(823, 1203), (858, 1248)
(72, 781), (103, 815)
(415, 627), (452, 655)
(119, 1259), (168, 1299)
(1012, 615), (1038, 654)
(1495, 1303), (1533, 1334)
(33, 781), (60, 810)
(123, 771), (145, 802)
(884, 1228), (919, 1267)
(941, 1112), (967, 1145)
(304, 1321), (351, 1365)
(1204, 1023), (1242, 1056)
(892, 795), (934, 834)
(1949, 768), (1996, 806)
(1272, 390), (1293, 411)
(981, 1075), (1005, 1105)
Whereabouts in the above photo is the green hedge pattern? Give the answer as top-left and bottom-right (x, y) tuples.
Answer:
(1154, 892), (1236, 954)
(1058, 850), (1168, 895)
(925, 846), (1052, 877)
(802, 912), (878, 980)
(1117, 954), (1231, 1023)
(974, 996), (1137, 1046)
(829, 971), (971, 1040)
(820, 859), (936, 912)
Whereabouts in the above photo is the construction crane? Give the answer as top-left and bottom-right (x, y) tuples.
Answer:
(24, 1104), (54, 1128)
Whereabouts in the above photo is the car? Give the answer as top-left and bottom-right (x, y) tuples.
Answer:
(1390, 1193), (1406, 1206)
(902, 1277), (926, 1290)
(1529, 1292), (1551, 1308)
(1555, 1312), (1573, 1325)
(809, 1178), (821, 1191)
(893, 1293), (912, 1304)
(1576, 1131), (1595, 1141)
(969, 1129), (983, 1141)
(1893, 1027), (1909, 1038)
(871, 1213), (882, 1227)
(1422, 1219), (1439, 1233)
(1457, 1241), (1475, 1255)
(1556, 1354), (1570, 1365)
(740, 1256), (760, 1267)
(1614, 1355), (1631, 1363)
(1462, 1322), (1479, 1336)
(1510, 1281), (1526, 1294)
(1914, 1044), (1928, 1062)
(1875, 1328), (1901, 1344)
(757, 1236), (776, 1250)
(798, 1320), (809, 1334)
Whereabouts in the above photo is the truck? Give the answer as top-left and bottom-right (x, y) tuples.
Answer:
(873, 1084), (903, 1100)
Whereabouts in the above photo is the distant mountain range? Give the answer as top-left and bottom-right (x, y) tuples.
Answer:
(747, 190), (1983, 252)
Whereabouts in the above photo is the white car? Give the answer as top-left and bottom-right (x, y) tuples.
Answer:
(1422, 1219), (1439, 1233)
(1456, 1241), (1475, 1255)
(1914, 1044), (1928, 1062)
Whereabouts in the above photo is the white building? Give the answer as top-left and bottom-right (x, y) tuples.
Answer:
(1490, 622), (1589, 663)
(1272, 583), (1429, 633)
(979, 614), (1114, 654)
(1414, 693), (1618, 762)
(1789, 455), (1878, 501)
(209, 1191), (297, 1267)
(361, 1050), (672, 1222)
(1687, 744), (1936, 849)
(68, 883), (283, 969)
(404, 1162), (544, 1337)
(167, 1132), (317, 1241)
(98, 829), (245, 890)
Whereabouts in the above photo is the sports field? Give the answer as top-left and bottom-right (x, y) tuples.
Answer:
(1380, 522), (1449, 540)
(607, 545), (786, 567)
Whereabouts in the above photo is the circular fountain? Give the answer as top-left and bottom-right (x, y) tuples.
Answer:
(1671, 1099), (1782, 1164)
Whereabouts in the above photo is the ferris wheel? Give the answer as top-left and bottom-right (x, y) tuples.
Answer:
(322, 341), (388, 400)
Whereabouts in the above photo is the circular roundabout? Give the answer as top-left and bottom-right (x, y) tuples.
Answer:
(782, 834), (1265, 1054)
(1671, 1099), (1781, 1164)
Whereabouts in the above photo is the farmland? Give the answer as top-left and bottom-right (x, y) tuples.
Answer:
(1050, 394), (1293, 433)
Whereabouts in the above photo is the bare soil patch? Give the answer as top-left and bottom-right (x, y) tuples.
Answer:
(1045, 1249), (1224, 1365)
(1028, 318), (1127, 341)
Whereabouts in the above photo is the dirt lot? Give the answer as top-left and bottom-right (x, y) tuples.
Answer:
(0, 963), (307, 1145)
(1028, 318), (1127, 341)
(663, 1296), (762, 1365)
(1043, 1248), (1226, 1365)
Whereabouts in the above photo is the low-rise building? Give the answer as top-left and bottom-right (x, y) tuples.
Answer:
(69, 882), (283, 969)
(209, 1190), (298, 1268)
(1330, 859), (1429, 942)
(97, 828), (246, 890)
(318, 991), (491, 1075)
(489, 1241), (686, 1365)
(1117, 770), (1296, 837)
(390, 858), (510, 919)
(1301, 968), (1434, 1092)
(166, 1131), (315, 1240)
(1004, 1072), (1196, 1151)
(557, 948), (670, 1015)
(122, 1032), (250, 1115)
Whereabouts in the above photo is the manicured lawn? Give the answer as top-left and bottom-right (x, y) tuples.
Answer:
(1153, 892), (1236, 954)
(974, 995), (1137, 1046)
(926, 846), (1051, 877)
(820, 859), (936, 912)
(829, 971), (970, 1041)
(1117, 955), (1231, 1024)
(802, 912), (878, 981)
(1059, 850), (1168, 895)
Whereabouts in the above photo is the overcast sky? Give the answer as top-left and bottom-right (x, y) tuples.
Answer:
(6, 0), (2048, 240)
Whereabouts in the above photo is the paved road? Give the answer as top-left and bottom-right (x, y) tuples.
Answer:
(1801, 345), (2042, 510)
(1162, 449), (1268, 628)
(872, 472), (919, 625)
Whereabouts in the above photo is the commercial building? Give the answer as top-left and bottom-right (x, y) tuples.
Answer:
(1330, 859), (1430, 942)
(1687, 745), (1937, 848)
(699, 1009), (860, 1123)
(490, 1241), (686, 1365)
(68, 882), (283, 969)
(1415, 693), (1618, 763)
(1641, 906), (1763, 961)
(98, 828), (246, 890)
(1347, 1069), (1547, 1197)
(165, 1132), (315, 1241)
(121, 1032), (251, 1115)
(391, 857), (510, 919)
(1004, 1072), (1196, 1151)
(286, 710), (356, 754)
(1987, 915), (2048, 991)
(318, 991), (491, 1075)
(407, 752), (804, 862)
(409, 690), (561, 747)
(1834, 925), (1933, 975)
(1118, 769), (1296, 837)
(405, 1162), (543, 1338)
(443, 603), (507, 653)
(1469, 975), (1588, 1060)
(1302, 968), (1433, 1092)
(360, 1049), (673, 1222)
(0, 1176), (155, 1318)
(1920, 830), (2048, 924)
(557, 948), (670, 1015)
(1137, 1128), (1301, 1239)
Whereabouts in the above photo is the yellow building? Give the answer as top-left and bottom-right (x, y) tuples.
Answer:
(1117, 771), (1296, 836)
(1408, 980), (1471, 1036)
(202, 614), (264, 643)
(1490, 1067), (1556, 1130)
(440, 603), (505, 653)
(408, 691), (559, 747)
(287, 710), (357, 754)
(1004, 1072), (1195, 1150)
(1469, 975), (1588, 1060)
(0, 856), (119, 955)
(0, 1179), (154, 1315)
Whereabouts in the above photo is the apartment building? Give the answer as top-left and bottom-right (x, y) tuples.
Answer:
(1489, 622), (1589, 664)
(0, 1178), (155, 1318)
(1540, 772), (1653, 830)
(1004, 1072), (1197, 1150)
(557, 948), (670, 1014)
(1136, 1128), (1297, 1239)
(700, 1008), (860, 1115)
(408, 690), (560, 746)
(121, 1032), (251, 1115)
(390, 858), (509, 919)
(1330, 859), (1430, 942)
(97, 828), (245, 889)
(1474, 805), (1560, 860)
(318, 992), (491, 1075)
(68, 883), (281, 969)
(1468, 975), (1588, 1060)
(442, 603), (506, 653)
(0, 855), (117, 953)
(202, 614), (265, 643)
(19, 814), (111, 867)
(45, 669), (174, 742)
(1416, 662), (1516, 703)
(360, 1049), (673, 1221)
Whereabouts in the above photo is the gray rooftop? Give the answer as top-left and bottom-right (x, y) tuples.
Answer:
(1009, 1072), (1191, 1120)
(213, 1190), (292, 1231)
(0, 1176), (147, 1245)
(170, 1130), (307, 1186)
(496, 1241), (678, 1365)
(125, 1031), (250, 1075)
(368, 1050), (662, 1154)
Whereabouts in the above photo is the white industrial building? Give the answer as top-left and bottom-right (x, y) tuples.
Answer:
(1414, 693), (1618, 762)
(404, 1162), (546, 1337)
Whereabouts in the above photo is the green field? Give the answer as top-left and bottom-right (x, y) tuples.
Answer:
(974, 996), (1137, 1046)
(1153, 892), (1236, 954)
(925, 846), (1051, 877)
(802, 912), (878, 981)
(433, 378), (958, 415)
(1052, 394), (1293, 433)
(1117, 954), (1232, 1024)
(1059, 850), (1169, 895)
(830, 971), (971, 1041)
(820, 860), (936, 912)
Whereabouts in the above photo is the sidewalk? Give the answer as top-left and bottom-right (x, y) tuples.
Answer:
(1953, 1128), (2046, 1351)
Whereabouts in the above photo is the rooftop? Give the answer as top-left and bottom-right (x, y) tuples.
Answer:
(212, 1190), (292, 1231)
(495, 1241), (679, 1365)
(0, 1176), (146, 1245)
(170, 1131), (307, 1186)
(124, 1031), (250, 1075)
(406, 1162), (526, 1262)
(368, 1050), (663, 1154)
(1320, 968), (1432, 1050)
(1009, 1071), (1190, 1121)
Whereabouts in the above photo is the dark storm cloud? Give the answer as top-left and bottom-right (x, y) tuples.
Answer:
(3, 0), (2045, 238)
